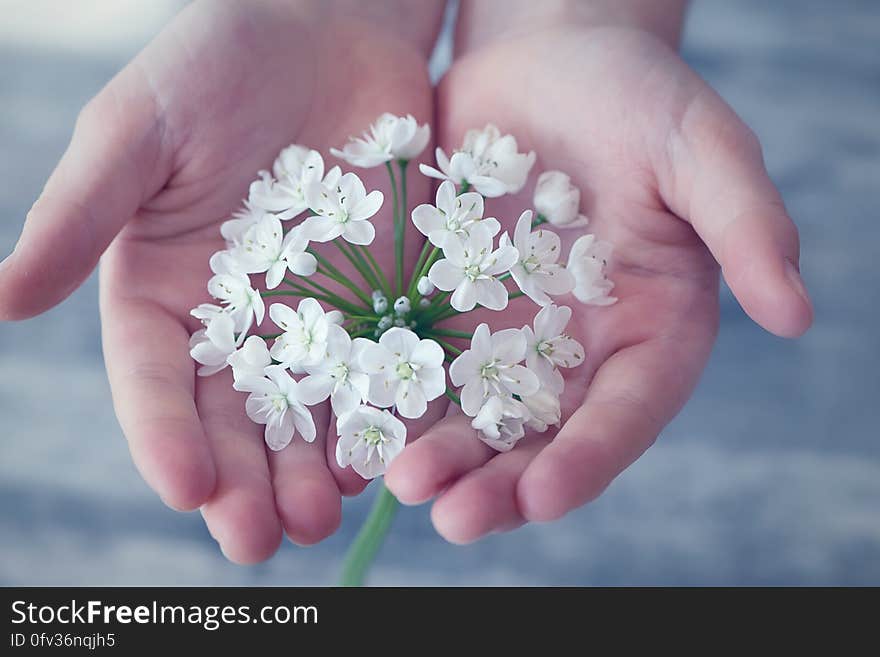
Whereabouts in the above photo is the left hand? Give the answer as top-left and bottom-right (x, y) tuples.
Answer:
(385, 21), (813, 542)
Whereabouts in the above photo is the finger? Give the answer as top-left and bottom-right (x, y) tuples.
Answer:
(517, 336), (706, 522)
(269, 404), (342, 546)
(657, 85), (813, 337)
(0, 67), (169, 320)
(430, 435), (550, 544)
(198, 373), (283, 564)
(100, 295), (216, 512)
(384, 407), (495, 505)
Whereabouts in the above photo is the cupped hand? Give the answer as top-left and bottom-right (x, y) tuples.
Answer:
(384, 24), (813, 542)
(0, 0), (439, 562)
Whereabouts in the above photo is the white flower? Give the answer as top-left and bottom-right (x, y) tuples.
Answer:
(331, 113), (430, 168)
(335, 406), (406, 479)
(418, 124), (535, 197)
(471, 395), (529, 452)
(297, 324), (371, 417)
(522, 304), (584, 393)
(244, 147), (326, 221)
(244, 365), (316, 451)
(449, 323), (539, 416)
(361, 328), (446, 419)
(221, 201), (263, 245)
(189, 311), (239, 376)
(502, 210), (574, 306)
(300, 172), (383, 245)
(269, 298), (330, 369)
(427, 223), (518, 312)
(521, 389), (561, 432)
(206, 257), (265, 334)
(567, 234), (617, 305)
(411, 180), (500, 248)
(227, 335), (272, 392)
(533, 170), (589, 228)
(236, 214), (317, 289)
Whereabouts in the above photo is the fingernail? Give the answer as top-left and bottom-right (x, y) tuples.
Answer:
(784, 258), (811, 307)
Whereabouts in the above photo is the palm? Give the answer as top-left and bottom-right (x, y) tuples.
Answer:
(385, 26), (796, 542)
(96, 2), (434, 560)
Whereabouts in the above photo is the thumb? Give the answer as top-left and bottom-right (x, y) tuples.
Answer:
(0, 69), (168, 320)
(658, 84), (813, 338)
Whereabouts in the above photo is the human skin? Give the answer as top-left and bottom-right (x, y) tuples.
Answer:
(383, 0), (814, 543)
(0, 0), (813, 561)
(0, 0), (445, 563)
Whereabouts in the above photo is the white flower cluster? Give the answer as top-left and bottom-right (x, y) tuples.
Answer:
(189, 115), (617, 481)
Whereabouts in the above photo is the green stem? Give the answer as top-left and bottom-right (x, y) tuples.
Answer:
(339, 484), (400, 587)
(434, 313), (460, 324)
(407, 239), (433, 298)
(385, 161), (402, 296)
(431, 337), (462, 356)
(334, 239), (379, 293)
(509, 291), (525, 300)
(445, 388), (462, 406)
(344, 314), (380, 324)
(425, 328), (472, 339)
(532, 213), (548, 228)
(262, 288), (345, 312)
(308, 248), (373, 307)
(257, 332), (282, 340)
(396, 160), (409, 296)
(459, 181), (471, 193)
(418, 247), (441, 285)
(360, 244), (392, 298)
(282, 277), (366, 316)
(421, 290), (451, 318)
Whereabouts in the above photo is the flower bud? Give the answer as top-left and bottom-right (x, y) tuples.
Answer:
(377, 315), (393, 331)
(393, 296), (411, 315)
(533, 170), (588, 228)
(394, 317), (406, 327)
(373, 294), (389, 314)
(417, 276), (435, 296)
(419, 297), (431, 308)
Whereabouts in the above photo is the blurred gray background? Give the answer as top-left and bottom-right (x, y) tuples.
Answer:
(1, 0), (878, 585)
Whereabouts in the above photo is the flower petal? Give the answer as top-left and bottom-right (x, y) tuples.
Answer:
(379, 327), (420, 357)
(417, 365), (446, 402)
(292, 404), (317, 443)
(410, 339), (445, 368)
(450, 277), (477, 311)
(343, 219), (375, 245)
(396, 381), (427, 419)
(297, 373), (333, 406)
(300, 215), (341, 242)
(265, 411), (296, 451)
(287, 252), (317, 277)
(475, 277), (508, 311)
(350, 190), (384, 222)
(492, 328), (527, 364)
